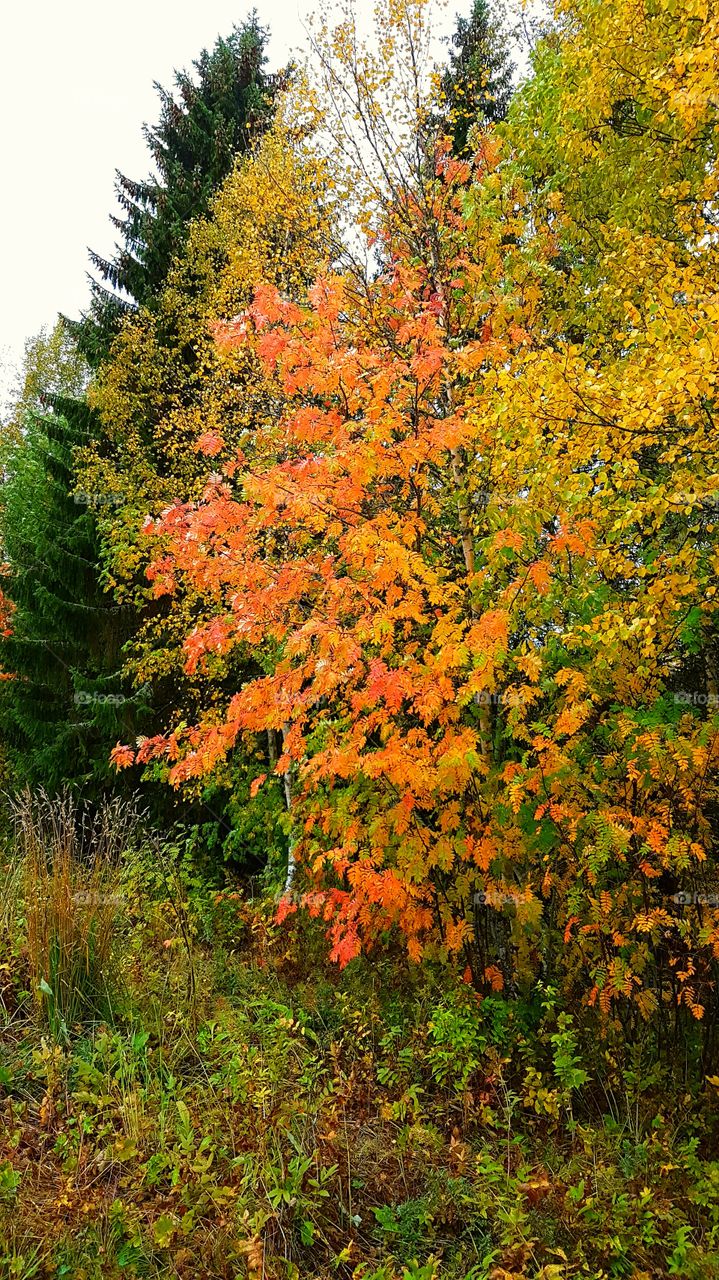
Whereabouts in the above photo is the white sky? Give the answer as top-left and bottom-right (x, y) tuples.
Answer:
(0, 0), (506, 399)
(0, 0), (316, 388)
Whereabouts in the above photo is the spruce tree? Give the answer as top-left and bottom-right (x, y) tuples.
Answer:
(442, 0), (514, 153)
(0, 327), (143, 795)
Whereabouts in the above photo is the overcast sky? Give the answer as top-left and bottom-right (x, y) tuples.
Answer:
(0, 0), (316, 389)
(0, 0), (493, 402)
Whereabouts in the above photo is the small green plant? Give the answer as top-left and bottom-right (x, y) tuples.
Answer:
(427, 993), (486, 1093)
(0, 1161), (21, 1201)
(539, 986), (589, 1122)
(0, 1240), (43, 1280)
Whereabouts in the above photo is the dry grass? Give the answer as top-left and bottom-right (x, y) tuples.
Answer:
(0, 855), (21, 939)
(11, 789), (138, 1037)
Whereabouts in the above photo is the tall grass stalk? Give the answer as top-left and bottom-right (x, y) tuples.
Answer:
(12, 789), (138, 1039)
(0, 857), (21, 941)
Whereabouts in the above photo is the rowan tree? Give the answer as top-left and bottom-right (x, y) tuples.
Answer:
(111, 0), (536, 961)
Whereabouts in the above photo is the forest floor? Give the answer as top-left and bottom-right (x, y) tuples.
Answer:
(1, 841), (719, 1280)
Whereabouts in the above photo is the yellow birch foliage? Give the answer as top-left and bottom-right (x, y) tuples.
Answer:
(469, 0), (719, 1015)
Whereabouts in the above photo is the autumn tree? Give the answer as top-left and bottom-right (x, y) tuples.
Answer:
(474, 0), (719, 1037)
(112, 0), (532, 950)
(1, 324), (87, 444)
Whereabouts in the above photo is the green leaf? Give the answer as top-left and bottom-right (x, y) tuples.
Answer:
(152, 1213), (177, 1247)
